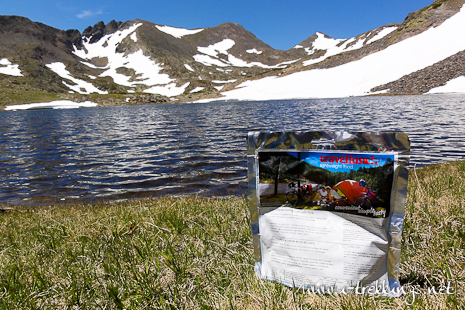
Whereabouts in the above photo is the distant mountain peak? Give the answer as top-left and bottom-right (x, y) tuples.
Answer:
(82, 20), (123, 43)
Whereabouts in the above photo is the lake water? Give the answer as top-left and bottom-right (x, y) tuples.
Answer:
(1, 94), (464, 205)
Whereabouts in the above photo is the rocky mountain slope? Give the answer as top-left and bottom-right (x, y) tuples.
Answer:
(0, 0), (464, 108)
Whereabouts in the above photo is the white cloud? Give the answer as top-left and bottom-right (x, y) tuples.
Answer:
(77, 10), (103, 19)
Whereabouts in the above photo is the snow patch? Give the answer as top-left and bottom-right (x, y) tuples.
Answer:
(0, 58), (23, 76)
(130, 32), (138, 42)
(184, 64), (195, 72)
(301, 29), (395, 66)
(194, 39), (297, 69)
(427, 76), (465, 94)
(193, 54), (229, 67)
(212, 79), (237, 83)
(73, 23), (184, 96)
(5, 100), (98, 111)
(156, 25), (204, 38)
(81, 61), (100, 69)
(144, 82), (190, 97)
(228, 54), (251, 67)
(312, 32), (345, 50)
(46, 62), (107, 94)
(98, 49), (173, 86)
(190, 87), (204, 93)
(246, 48), (263, 54)
(366, 26), (397, 45)
(197, 39), (235, 57)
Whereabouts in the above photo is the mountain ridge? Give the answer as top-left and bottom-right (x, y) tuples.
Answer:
(0, 0), (464, 108)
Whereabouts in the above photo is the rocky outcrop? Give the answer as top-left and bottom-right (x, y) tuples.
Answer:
(58, 93), (169, 106)
(0, 16), (82, 57)
(82, 20), (123, 43)
(371, 50), (465, 94)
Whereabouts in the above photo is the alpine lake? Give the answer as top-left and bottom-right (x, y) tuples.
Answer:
(1, 94), (464, 205)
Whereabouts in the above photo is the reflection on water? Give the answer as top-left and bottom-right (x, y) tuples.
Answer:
(1, 94), (464, 205)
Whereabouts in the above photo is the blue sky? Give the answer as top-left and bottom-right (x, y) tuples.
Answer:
(2, 0), (434, 50)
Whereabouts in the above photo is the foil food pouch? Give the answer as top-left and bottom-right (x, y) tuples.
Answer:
(247, 131), (410, 296)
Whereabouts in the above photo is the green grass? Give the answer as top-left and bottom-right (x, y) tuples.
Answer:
(0, 161), (464, 309)
(0, 90), (62, 108)
(0, 91), (170, 110)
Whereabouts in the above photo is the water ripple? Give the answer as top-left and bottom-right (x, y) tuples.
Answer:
(1, 94), (464, 205)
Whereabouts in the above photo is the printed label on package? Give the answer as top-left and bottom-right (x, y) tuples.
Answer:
(258, 151), (395, 218)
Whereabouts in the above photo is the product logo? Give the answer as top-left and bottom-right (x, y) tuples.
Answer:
(301, 152), (394, 173)
(320, 155), (380, 165)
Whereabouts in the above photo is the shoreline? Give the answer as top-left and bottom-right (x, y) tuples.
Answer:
(3, 92), (465, 111)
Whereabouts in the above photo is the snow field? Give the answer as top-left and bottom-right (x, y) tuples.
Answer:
(212, 5), (465, 101)
(73, 23), (188, 96)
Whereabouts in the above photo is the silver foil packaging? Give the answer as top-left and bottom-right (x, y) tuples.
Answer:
(247, 131), (410, 296)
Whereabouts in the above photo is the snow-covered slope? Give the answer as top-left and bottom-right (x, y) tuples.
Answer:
(73, 23), (189, 96)
(193, 38), (297, 68)
(68, 20), (296, 96)
(46, 62), (107, 94)
(205, 4), (465, 101)
(294, 27), (397, 67)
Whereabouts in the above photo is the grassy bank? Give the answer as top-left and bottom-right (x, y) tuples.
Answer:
(0, 92), (170, 110)
(0, 161), (464, 309)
